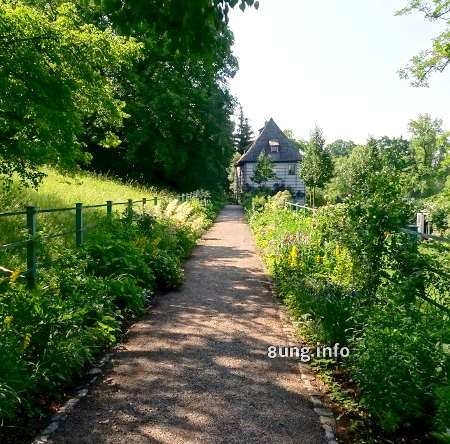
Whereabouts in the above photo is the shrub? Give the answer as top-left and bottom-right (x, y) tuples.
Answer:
(148, 254), (184, 290)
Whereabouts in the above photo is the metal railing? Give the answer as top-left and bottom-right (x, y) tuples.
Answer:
(0, 197), (161, 288)
(0, 192), (207, 288)
(399, 227), (450, 244)
(284, 201), (315, 215)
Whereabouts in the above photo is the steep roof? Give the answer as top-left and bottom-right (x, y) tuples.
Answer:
(236, 118), (301, 165)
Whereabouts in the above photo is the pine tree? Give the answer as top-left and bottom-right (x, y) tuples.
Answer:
(234, 105), (254, 154)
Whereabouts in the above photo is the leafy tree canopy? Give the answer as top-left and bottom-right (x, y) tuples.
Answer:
(300, 126), (333, 206)
(0, 1), (141, 186)
(283, 129), (307, 153)
(406, 113), (449, 196)
(91, 0), (259, 64)
(397, 0), (450, 86)
(326, 139), (356, 158)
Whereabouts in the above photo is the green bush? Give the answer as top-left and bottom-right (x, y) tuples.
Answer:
(349, 299), (448, 432)
(148, 254), (184, 290)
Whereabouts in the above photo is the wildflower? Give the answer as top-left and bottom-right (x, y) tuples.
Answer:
(4, 316), (13, 326)
(289, 246), (297, 267)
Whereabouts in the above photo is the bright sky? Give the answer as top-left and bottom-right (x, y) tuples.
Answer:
(228, 0), (450, 144)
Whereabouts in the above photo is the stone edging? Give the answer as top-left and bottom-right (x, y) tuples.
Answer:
(32, 353), (113, 444)
(277, 306), (338, 444)
(252, 244), (339, 444)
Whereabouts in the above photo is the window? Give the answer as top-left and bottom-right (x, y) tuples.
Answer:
(288, 164), (296, 175)
(269, 139), (279, 153)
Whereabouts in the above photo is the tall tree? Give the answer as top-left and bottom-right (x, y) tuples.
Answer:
(299, 126), (333, 207)
(251, 152), (277, 186)
(407, 114), (449, 196)
(396, 0), (450, 86)
(234, 105), (254, 154)
(0, 1), (141, 187)
(81, 0), (246, 190)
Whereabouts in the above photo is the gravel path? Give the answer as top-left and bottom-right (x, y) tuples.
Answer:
(49, 205), (326, 444)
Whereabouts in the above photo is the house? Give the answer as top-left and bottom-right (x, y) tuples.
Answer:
(234, 118), (306, 201)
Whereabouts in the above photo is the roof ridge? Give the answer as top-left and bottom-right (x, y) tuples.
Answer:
(236, 118), (300, 165)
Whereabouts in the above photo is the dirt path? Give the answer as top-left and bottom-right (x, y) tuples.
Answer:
(49, 205), (326, 444)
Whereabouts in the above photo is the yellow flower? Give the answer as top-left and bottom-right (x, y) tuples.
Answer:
(4, 316), (13, 326)
(333, 245), (340, 257)
(289, 246), (297, 267)
(151, 238), (161, 254)
(10, 270), (21, 283)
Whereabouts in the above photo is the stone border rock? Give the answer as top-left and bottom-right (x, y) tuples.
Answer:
(32, 291), (159, 443)
(254, 249), (339, 444)
(277, 306), (338, 444)
(32, 353), (113, 444)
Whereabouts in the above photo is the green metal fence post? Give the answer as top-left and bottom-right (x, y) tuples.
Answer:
(153, 196), (157, 206)
(142, 197), (147, 214)
(127, 199), (133, 222)
(107, 200), (113, 221)
(26, 206), (37, 288)
(75, 203), (83, 247)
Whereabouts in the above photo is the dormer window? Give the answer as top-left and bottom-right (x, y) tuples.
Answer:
(269, 139), (279, 153)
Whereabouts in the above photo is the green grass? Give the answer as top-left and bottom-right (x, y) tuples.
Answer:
(0, 168), (174, 271)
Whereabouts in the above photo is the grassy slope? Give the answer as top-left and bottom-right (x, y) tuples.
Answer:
(0, 168), (173, 270)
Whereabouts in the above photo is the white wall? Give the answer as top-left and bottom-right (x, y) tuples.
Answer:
(243, 162), (305, 194)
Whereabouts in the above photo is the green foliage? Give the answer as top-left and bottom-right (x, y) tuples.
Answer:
(300, 126), (333, 207)
(349, 299), (449, 433)
(0, 1), (141, 186)
(407, 114), (449, 197)
(148, 254), (183, 290)
(326, 139), (356, 158)
(82, 0), (244, 190)
(93, 0), (259, 60)
(396, 0), (450, 86)
(1, 0), (256, 191)
(323, 136), (416, 204)
(251, 152), (278, 185)
(283, 129), (308, 152)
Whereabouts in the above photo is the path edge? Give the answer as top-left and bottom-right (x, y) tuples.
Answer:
(253, 242), (339, 444)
